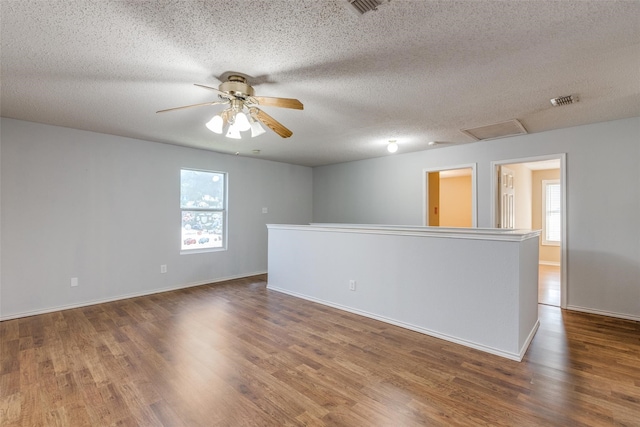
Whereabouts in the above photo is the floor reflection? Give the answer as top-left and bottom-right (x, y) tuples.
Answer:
(539, 264), (560, 306)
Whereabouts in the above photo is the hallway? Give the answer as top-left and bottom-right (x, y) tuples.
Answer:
(539, 264), (560, 306)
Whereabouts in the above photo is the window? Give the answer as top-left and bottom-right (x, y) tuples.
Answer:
(180, 169), (226, 252)
(542, 179), (560, 246)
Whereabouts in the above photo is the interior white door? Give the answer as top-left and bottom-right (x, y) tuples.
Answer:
(499, 166), (515, 229)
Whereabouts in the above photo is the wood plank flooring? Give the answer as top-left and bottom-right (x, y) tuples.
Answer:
(539, 264), (561, 306)
(1, 275), (639, 426)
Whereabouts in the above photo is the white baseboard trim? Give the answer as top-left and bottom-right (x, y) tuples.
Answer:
(538, 261), (561, 266)
(519, 320), (540, 360)
(0, 271), (267, 322)
(267, 285), (528, 362)
(566, 305), (640, 322)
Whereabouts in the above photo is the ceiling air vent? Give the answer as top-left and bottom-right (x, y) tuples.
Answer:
(550, 94), (578, 106)
(460, 119), (528, 141)
(346, 0), (388, 15)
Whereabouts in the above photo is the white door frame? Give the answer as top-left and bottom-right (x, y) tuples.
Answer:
(423, 163), (478, 228)
(490, 153), (567, 309)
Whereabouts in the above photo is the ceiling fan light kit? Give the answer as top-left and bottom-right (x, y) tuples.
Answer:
(250, 118), (266, 137)
(225, 124), (242, 139)
(205, 114), (225, 134)
(158, 74), (303, 140)
(234, 111), (251, 132)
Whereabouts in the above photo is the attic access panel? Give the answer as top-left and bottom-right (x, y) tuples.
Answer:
(461, 119), (528, 141)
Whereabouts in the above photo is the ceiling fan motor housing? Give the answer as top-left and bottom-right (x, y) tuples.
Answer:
(220, 76), (254, 99)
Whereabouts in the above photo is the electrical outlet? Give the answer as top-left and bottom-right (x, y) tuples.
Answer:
(71, 277), (79, 287)
(262, 207), (268, 214)
(349, 280), (356, 291)
(160, 265), (167, 274)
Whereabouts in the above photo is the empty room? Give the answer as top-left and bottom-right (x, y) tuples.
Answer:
(1, 1), (639, 426)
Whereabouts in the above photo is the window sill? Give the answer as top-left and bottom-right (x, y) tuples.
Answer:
(181, 247), (227, 255)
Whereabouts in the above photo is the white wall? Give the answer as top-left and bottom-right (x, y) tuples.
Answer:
(268, 225), (540, 361)
(313, 117), (640, 320)
(0, 118), (313, 319)
(3, 117), (639, 321)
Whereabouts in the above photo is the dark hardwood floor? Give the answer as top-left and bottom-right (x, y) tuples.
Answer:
(1, 275), (639, 426)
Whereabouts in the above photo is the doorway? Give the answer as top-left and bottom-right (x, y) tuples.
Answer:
(492, 155), (566, 308)
(424, 164), (477, 228)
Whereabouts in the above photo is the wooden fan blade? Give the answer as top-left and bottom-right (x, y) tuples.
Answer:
(253, 96), (303, 110)
(156, 100), (227, 113)
(194, 83), (236, 99)
(252, 108), (293, 138)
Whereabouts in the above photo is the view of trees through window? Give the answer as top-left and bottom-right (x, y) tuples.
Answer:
(180, 169), (226, 251)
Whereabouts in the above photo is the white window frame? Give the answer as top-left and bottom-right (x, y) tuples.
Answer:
(542, 179), (560, 246)
(180, 168), (228, 254)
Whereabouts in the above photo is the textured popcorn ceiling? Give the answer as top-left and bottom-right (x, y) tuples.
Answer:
(1, 0), (639, 166)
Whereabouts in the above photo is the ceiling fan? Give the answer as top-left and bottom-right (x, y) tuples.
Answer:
(157, 74), (303, 139)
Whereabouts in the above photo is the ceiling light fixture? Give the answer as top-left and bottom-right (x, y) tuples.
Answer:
(225, 124), (241, 139)
(206, 104), (265, 139)
(387, 140), (398, 153)
(206, 114), (225, 134)
(234, 111), (251, 131)
(250, 116), (266, 137)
